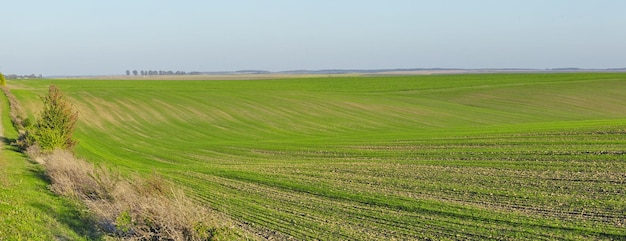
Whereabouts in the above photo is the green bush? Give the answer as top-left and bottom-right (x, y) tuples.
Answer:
(0, 72), (6, 86)
(22, 85), (78, 151)
(116, 211), (134, 234)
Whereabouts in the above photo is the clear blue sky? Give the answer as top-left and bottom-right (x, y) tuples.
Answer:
(2, 0), (626, 76)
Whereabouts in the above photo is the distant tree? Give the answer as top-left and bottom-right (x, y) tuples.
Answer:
(0, 72), (6, 86)
(133, 70), (138, 76)
(126, 70), (131, 76)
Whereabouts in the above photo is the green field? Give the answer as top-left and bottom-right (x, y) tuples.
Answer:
(8, 73), (626, 240)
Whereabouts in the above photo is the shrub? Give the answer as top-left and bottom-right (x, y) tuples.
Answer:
(23, 85), (78, 151)
(0, 72), (6, 86)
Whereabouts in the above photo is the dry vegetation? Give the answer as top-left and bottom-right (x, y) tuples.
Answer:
(26, 147), (242, 240)
(1, 86), (28, 130)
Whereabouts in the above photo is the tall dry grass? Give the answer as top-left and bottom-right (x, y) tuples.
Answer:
(27, 147), (243, 240)
(1, 86), (28, 131)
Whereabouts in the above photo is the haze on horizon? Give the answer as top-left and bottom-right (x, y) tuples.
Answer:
(2, 0), (626, 76)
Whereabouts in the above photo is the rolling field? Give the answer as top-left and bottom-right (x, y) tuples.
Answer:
(8, 73), (626, 240)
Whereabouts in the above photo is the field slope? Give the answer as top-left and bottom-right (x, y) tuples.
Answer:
(0, 88), (100, 240)
(9, 73), (626, 240)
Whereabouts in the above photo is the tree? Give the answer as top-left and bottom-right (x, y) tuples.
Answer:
(133, 70), (138, 76)
(126, 70), (131, 76)
(0, 72), (6, 86)
(26, 85), (78, 150)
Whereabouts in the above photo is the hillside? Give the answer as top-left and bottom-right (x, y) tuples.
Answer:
(0, 88), (100, 240)
(7, 73), (626, 240)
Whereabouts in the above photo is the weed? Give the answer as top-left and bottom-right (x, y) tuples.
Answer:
(116, 211), (133, 235)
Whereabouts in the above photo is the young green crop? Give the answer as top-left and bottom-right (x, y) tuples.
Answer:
(8, 73), (626, 240)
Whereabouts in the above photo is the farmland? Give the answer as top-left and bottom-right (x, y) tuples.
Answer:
(7, 73), (626, 240)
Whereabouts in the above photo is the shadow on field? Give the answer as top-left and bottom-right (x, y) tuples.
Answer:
(0, 136), (19, 152)
(30, 201), (103, 240)
(27, 164), (104, 240)
(27, 167), (104, 240)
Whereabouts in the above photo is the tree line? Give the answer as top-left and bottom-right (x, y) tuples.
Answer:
(125, 70), (203, 76)
(5, 74), (43, 79)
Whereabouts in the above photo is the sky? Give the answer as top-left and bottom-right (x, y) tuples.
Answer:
(2, 0), (626, 76)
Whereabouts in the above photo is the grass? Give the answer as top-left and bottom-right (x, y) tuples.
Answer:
(7, 73), (626, 240)
(0, 87), (100, 240)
